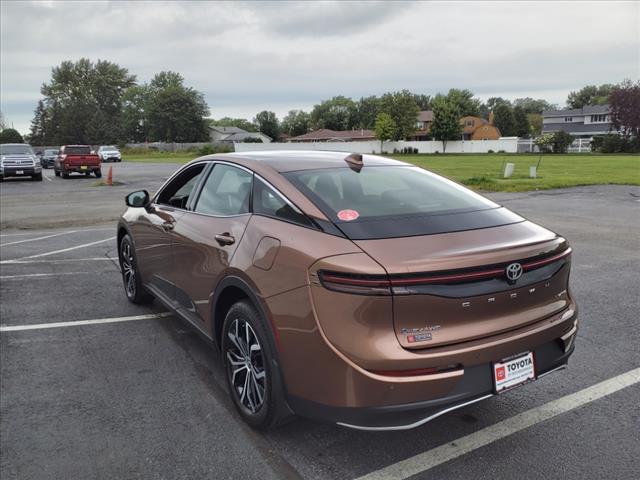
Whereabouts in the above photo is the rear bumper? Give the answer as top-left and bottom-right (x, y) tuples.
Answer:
(288, 329), (577, 430)
(63, 164), (100, 172)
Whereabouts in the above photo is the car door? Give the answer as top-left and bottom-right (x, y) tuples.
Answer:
(131, 162), (207, 304)
(171, 162), (253, 336)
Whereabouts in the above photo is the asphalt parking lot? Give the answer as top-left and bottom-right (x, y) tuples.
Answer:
(1, 162), (639, 480)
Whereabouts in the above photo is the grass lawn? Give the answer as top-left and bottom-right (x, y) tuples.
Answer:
(124, 152), (639, 192)
(390, 153), (640, 192)
(124, 152), (194, 163)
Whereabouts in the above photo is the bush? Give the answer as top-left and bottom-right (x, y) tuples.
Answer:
(487, 149), (494, 153)
(413, 147), (419, 154)
(551, 131), (573, 153)
(196, 144), (217, 156)
(592, 134), (640, 153)
(498, 150), (506, 153)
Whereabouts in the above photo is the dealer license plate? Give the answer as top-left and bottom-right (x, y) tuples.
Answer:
(80, 165), (88, 170)
(16, 170), (24, 174)
(493, 351), (535, 393)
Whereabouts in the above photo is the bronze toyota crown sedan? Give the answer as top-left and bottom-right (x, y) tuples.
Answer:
(117, 151), (578, 430)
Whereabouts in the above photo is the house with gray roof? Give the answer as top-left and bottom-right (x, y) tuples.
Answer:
(542, 105), (615, 137)
(210, 125), (272, 143)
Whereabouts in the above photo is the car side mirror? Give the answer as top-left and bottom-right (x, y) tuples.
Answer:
(125, 190), (150, 208)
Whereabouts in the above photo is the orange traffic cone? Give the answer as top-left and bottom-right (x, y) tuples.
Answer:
(106, 165), (113, 186)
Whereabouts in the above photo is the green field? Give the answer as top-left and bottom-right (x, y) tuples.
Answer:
(391, 154), (640, 192)
(124, 152), (640, 192)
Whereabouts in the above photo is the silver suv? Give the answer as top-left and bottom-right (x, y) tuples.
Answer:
(0, 143), (43, 181)
(98, 145), (122, 163)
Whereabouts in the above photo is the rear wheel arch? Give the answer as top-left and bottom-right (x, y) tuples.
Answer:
(212, 276), (276, 351)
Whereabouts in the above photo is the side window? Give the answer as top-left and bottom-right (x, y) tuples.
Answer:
(252, 177), (314, 227)
(195, 164), (252, 216)
(157, 164), (206, 209)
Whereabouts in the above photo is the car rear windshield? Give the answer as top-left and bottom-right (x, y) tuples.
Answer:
(44, 149), (58, 155)
(101, 146), (117, 150)
(284, 166), (522, 239)
(0, 145), (34, 155)
(64, 146), (91, 155)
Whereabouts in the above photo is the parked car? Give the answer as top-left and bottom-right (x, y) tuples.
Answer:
(41, 149), (59, 169)
(54, 145), (101, 178)
(98, 145), (122, 162)
(117, 151), (578, 430)
(0, 143), (43, 181)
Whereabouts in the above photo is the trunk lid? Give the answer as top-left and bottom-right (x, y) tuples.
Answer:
(354, 221), (572, 349)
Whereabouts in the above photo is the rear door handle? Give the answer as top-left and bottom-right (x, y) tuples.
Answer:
(161, 221), (175, 232)
(215, 233), (235, 246)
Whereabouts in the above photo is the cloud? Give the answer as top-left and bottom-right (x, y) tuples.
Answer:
(1, 0), (638, 133)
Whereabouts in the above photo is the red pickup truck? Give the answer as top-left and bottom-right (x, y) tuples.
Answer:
(54, 145), (102, 178)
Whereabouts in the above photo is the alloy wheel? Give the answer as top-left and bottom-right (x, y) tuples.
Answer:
(121, 242), (136, 298)
(225, 318), (266, 414)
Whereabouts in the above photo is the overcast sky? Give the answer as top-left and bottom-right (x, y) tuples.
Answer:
(1, 0), (638, 134)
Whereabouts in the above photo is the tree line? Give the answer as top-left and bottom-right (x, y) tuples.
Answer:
(18, 58), (636, 147)
(28, 59), (209, 146)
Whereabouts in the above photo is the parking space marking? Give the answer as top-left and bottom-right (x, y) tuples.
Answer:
(0, 231), (77, 247)
(0, 272), (88, 280)
(0, 227), (114, 238)
(4, 257), (114, 265)
(354, 367), (640, 480)
(0, 236), (116, 263)
(0, 312), (173, 332)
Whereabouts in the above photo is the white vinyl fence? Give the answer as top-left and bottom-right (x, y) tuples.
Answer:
(235, 138), (519, 154)
(518, 138), (592, 153)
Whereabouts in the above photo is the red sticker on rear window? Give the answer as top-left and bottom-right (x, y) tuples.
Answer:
(337, 209), (359, 221)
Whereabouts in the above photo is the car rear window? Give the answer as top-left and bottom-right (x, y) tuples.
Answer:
(284, 166), (522, 239)
(64, 146), (91, 155)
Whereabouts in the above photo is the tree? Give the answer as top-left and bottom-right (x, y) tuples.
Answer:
(379, 90), (419, 140)
(35, 58), (136, 144)
(310, 96), (358, 131)
(253, 111), (279, 141)
(143, 71), (210, 142)
(374, 113), (396, 153)
(121, 85), (150, 142)
(567, 84), (613, 109)
(29, 100), (49, 145)
(0, 128), (24, 143)
(480, 97), (511, 119)
(430, 98), (461, 153)
(280, 110), (310, 137)
(493, 103), (517, 137)
(609, 79), (640, 138)
(512, 97), (555, 114)
(210, 117), (257, 132)
(444, 89), (481, 117)
(356, 96), (381, 129)
(0, 111), (6, 130)
(513, 106), (531, 137)
(413, 94), (432, 110)
(551, 131), (574, 153)
(528, 113), (543, 135)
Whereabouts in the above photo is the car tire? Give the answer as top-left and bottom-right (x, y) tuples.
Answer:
(62, 169), (69, 178)
(94, 169), (102, 178)
(222, 300), (285, 430)
(119, 234), (153, 304)
(33, 173), (43, 181)
(54, 169), (60, 177)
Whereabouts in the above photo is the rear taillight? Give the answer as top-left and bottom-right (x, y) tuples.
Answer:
(318, 271), (391, 296)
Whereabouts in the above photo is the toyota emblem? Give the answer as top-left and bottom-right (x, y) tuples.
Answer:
(505, 263), (523, 283)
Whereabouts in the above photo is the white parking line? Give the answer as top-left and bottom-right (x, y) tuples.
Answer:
(0, 312), (173, 332)
(5, 257), (114, 265)
(0, 236), (116, 264)
(0, 272), (88, 280)
(354, 367), (640, 480)
(0, 231), (77, 247)
(0, 227), (114, 238)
